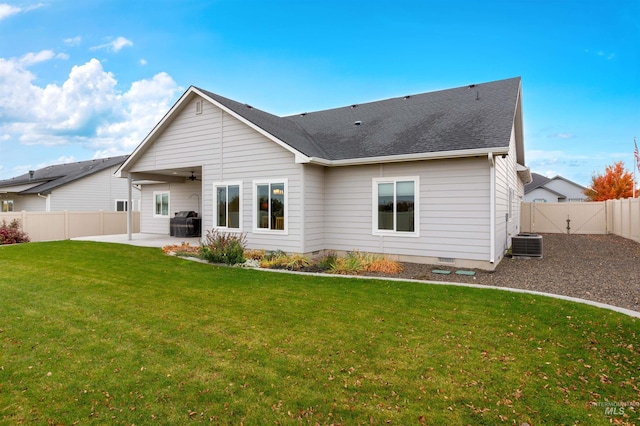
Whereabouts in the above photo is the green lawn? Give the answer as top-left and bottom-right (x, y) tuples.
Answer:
(1, 241), (638, 425)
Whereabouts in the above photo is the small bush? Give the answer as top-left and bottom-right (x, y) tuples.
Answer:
(316, 251), (337, 271)
(244, 249), (266, 260)
(329, 251), (366, 275)
(0, 219), (30, 245)
(328, 250), (402, 275)
(259, 251), (310, 271)
(200, 229), (246, 265)
(162, 242), (201, 257)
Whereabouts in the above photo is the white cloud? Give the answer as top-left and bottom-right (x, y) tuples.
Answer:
(552, 133), (574, 139)
(0, 3), (20, 20)
(19, 50), (56, 66)
(0, 3), (43, 20)
(139, 58), (147, 65)
(91, 36), (133, 53)
(64, 36), (82, 46)
(0, 53), (180, 158)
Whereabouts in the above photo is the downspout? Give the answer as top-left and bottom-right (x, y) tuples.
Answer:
(37, 193), (50, 212)
(488, 153), (495, 264)
(127, 175), (133, 241)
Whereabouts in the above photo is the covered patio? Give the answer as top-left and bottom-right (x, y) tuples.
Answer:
(73, 233), (201, 248)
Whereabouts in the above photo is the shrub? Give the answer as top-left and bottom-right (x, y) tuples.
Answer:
(316, 251), (337, 271)
(259, 251), (310, 271)
(328, 250), (402, 275)
(244, 249), (266, 260)
(329, 251), (366, 275)
(0, 219), (30, 245)
(200, 229), (246, 265)
(162, 242), (201, 257)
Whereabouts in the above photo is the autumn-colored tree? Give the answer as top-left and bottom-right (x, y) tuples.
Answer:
(584, 161), (635, 201)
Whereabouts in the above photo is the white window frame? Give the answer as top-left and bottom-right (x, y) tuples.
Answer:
(372, 176), (420, 237)
(252, 178), (288, 234)
(214, 181), (243, 231)
(115, 199), (128, 212)
(1, 200), (14, 212)
(153, 191), (170, 218)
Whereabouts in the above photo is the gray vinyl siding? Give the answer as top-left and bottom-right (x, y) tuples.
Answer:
(301, 164), (326, 253)
(49, 166), (140, 212)
(324, 158), (491, 261)
(132, 97), (303, 251)
(494, 127), (522, 263)
(12, 194), (46, 211)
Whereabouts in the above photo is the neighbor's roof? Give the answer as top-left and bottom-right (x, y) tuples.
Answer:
(196, 77), (522, 162)
(0, 155), (128, 195)
(525, 172), (587, 194)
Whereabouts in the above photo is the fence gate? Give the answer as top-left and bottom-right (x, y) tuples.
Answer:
(521, 202), (606, 234)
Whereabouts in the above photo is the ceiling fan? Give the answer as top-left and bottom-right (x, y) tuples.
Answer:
(188, 171), (200, 181)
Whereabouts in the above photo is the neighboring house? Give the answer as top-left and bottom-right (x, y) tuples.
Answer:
(524, 173), (587, 202)
(116, 77), (531, 270)
(0, 156), (141, 212)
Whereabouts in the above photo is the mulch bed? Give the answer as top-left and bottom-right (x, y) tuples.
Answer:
(366, 233), (640, 313)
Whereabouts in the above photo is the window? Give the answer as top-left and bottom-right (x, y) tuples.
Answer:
(215, 182), (242, 229)
(153, 191), (170, 217)
(1, 200), (13, 212)
(373, 177), (419, 236)
(254, 180), (287, 232)
(115, 200), (128, 212)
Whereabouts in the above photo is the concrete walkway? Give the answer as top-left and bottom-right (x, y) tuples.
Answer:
(72, 233), (202, 248)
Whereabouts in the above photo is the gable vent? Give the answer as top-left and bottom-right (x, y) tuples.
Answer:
(511, 233), (543, 258)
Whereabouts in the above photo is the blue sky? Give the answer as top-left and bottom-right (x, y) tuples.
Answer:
(0, 0), (638, 186)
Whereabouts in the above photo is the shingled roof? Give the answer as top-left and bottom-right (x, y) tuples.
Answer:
(0, 155), (128, 194)
(119, 77), (524, 177)
(196, 76), (522, 162)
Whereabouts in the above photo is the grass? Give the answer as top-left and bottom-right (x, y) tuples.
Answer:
(1, 241), (639, 425)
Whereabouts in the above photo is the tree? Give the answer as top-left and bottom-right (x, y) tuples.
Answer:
(584, 161), (635, 201)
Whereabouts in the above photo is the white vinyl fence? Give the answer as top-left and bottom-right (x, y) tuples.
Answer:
(0, 211), (140, 242)
(521, 198), (640, 243)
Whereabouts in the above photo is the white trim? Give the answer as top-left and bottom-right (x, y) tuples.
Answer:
(213, 181), (243, 231)
(310, 147), (510, 168)
(371, 176), (420, 237)
(153, 191), (170, 218)
(252, 178), (289, 235)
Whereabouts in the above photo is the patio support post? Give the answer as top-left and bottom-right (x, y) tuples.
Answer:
(127, 175), (133, 240)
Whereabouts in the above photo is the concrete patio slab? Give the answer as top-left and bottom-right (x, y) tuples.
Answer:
(72, 233), (202, 248)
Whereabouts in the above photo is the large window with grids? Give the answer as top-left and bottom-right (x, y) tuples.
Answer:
(373, 177), (419, 236)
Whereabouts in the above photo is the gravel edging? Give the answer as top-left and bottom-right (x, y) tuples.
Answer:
(376, 233), (640, 314)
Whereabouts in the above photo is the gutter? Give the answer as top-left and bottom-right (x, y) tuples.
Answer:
(306, 146), (510, 167)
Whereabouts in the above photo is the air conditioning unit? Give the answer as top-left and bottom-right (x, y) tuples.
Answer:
(511, 233), (543, 258)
